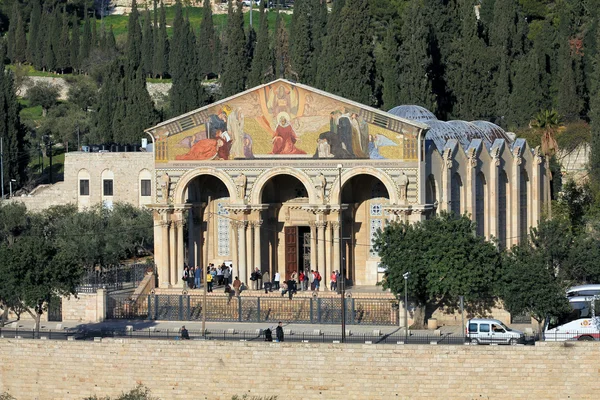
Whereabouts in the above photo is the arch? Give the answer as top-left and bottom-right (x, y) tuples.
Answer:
(498, 170), (508, 249)
(520, 169), (529, 241)
(250, 167), (318, 204)
(425, 174), (437, 205)
(328, 167), (399, 205)
(475, 171), (486, 236)
(451, 173), (463, 216)
(175, 167), (238, 204)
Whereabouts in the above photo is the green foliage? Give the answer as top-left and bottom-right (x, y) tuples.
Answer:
(0, 392), (16, 400)
(248, 1), (273, 87)
(84, 384), (158, 400)
(220, 1), (248, 97)
(198, 0), (216, 78)
(26, 81), (59, 115)
(374, 212), (500, 324)
(152, 2), (169, 79)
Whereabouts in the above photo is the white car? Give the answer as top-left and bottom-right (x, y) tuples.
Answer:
(466, 318), (524, 345)
(242, 0), (260, 6)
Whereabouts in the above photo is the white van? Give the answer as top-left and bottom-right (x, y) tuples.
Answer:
(466, 318), (524, 345)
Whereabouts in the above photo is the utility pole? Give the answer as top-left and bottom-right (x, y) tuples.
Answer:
(202, 196), (211, 338)
(0, 137), (4, 199)
(338, 164), (345, 343)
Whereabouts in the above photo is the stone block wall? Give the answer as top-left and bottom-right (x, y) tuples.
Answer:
(0, 339), (598, 399)
(61, 292), (104, 323)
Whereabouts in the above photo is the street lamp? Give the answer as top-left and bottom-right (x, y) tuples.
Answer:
(403, 271), (410, 342)
(338, 164), (345, 343)
(9, 179), (16, 198)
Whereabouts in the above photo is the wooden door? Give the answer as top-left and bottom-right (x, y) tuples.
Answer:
(284, 226), (298, 280)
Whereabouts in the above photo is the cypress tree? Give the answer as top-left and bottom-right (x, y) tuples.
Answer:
(397, 0), (436, 112)
(221, 1), (247, 97)
(91, 16), (98, 49)
(589, 22), (600, 188)
(198, 0), (216, 78)
(273, 5), (292, 80)
(317, 0), (345, 91)
(43, 8), (60, 72)
(153, 1), (169, 78)
(35, 5), (49, 70)
(335, 0), (375, 105)
(6, 3), (18, 62)
(126, 0), (143, 71)
(309, 0), (328, 85)
(56, 9), (71, 73)
(169, 3), (206, 116)
(508, 51), (545, 127)
(380, 27), (401, 111)
(246, 26), (257, 77)
(0, 66), (28, 189)
(13, 9), (27, 64)
(290, 0), (313, 83)
(81, 6), (92, 62)
(248, 1), (273, 87)
(142, 7), (154, 77)
(70, 17), (81, 73)
(28, 0), (42, 65)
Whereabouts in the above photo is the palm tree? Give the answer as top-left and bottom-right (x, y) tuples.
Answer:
(531, 109), (560, 155)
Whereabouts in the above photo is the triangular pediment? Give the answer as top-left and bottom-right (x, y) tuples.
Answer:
(147, 79), (427, 163)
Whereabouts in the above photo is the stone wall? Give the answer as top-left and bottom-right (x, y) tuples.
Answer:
(61, 291), (104, 323)
(0, 339), (597, 399)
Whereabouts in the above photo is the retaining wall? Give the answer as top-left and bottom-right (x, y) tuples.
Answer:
(0, 339), (597, 399)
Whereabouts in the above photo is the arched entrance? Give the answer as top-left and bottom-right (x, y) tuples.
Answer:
(259, 174), (312, 282)
(340, 174), (390, 286)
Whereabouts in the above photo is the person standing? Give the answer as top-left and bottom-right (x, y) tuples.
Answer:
(182, 266), (189, 289)
(223, 265), (232, 286)
(206, 270), (213, 293)
(309, 270), (316, 291)
(273, 271), (280, 290)
(216, 266), (224, 286)
(330, 270), (337, 292)
(233, 276), (242, 297)
(276, 322), (284, 342)
(194, 266), (201, 289)
(299, 271), (305, 291)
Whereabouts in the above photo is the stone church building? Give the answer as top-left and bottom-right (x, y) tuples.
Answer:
(146, 79), (549, 289)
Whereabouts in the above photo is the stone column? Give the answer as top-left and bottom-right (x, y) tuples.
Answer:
(532, 150), (543, 229)
(169, 219), (177, 288)
(332, 221), (340, 279)
(253, 220), (262, 272)
(238, 221), (248, 283)
(309, 221), (317, 272)
(153, 210), (170, 289)
(187, 209), (195, 268)
(466, 151), (477, 221)
(175, 215), (184, 287)
(246, 220), (253, 281)
(324, 222), (332, 289)
(317, 222), (327, 281)
(442, 151), (453, 212)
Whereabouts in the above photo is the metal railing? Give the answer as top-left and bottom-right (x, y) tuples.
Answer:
(0, 327), (543, 345)
(77, 263), (154, 293)
(142, 295), (399, 325)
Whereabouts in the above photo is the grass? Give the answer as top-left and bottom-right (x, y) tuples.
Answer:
(101, 5), (292, 42)
(7, 64), (73, 78)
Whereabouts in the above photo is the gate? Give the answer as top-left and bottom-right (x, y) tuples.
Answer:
(47, 296), (62, 322)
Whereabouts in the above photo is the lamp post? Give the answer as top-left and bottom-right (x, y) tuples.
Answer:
(9, 179), (16, 198)
(338, 164), (345, 343)
(403, 271), (410, 342)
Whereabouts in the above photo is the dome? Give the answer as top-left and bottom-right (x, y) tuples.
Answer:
(471, 121), (513, 146)
(387, 105), (437, 123)
(447, 120), (489, 149)
(424, 120), (469, 152)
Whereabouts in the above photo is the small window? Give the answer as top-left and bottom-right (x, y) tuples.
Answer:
(479, 324), (490, 333)
(492, 324), (505, 333)
(103, 179), (114, 196)
(141, 179), (151, 197)
(468, 323), (478, 333)
(79, 179), (90, 196)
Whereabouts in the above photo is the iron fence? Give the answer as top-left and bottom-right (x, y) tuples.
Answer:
(106, 293), (149, 319)
(143, 295), (400, 325)
(77, 263), (154, 293)
(0, 327), (542, 345)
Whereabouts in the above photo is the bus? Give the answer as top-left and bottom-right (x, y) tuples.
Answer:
(566, 284), (600, 298)
(544, 294), (600, 341)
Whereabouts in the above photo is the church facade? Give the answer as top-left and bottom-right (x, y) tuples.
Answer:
(146, 79), (549, 289)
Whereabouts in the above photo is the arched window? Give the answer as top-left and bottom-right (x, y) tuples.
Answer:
(475, 172), (486, 236)
(520, 170), (529, 241)
(369, 180), (389, 257)
(78, 169), (91, 210)
(139, 169), (152, 207)
(451, 173), (463, 216)
(498, 171), (508, 249)
(101, 169), (114, 209)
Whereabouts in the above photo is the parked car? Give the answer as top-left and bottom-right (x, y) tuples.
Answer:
(466, 318), (524, 345)
(242, 0), (261, 6)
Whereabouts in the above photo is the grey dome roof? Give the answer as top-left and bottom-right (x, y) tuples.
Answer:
(447, 120), (492, 150)
(470, 121), (513, 145)
(424, 120), (470, 152)
(387, 105), (437, 123)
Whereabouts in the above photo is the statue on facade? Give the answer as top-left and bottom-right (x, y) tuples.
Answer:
(235, 173), (247, 201)
(398, 172), (409, 202)
(315, 172), (327, 203)
(161, 172), (171, 203)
